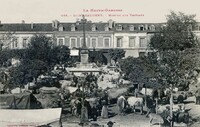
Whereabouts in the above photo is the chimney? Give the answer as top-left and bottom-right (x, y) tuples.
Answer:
(76, 18), (80, 25)
(21, 20), (25, 24)
(31, 22), (34, 29)
(113, 21), (116, 27)
(52, 20), (55, 27)
(145, 24), (148, 30)
(108, 19), (113, 28)
(54, 20), (59, 29)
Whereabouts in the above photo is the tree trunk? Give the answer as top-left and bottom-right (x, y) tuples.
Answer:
(170, 91), (173, 127)
(156, 98), (158, 114)
(145, 86), (147, 107)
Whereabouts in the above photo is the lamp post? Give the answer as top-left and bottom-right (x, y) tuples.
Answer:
(79, 15), (89, 126)
(81, 15), (87, 50)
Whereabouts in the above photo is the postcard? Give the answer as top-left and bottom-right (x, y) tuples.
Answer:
(0, 0), (200, 127)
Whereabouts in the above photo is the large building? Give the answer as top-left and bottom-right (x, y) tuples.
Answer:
(0, 19), (200, 59)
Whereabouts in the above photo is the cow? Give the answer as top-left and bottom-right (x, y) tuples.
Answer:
(148, 113), (164, 127)
(127, 96), (143, 114)
(157, 104), (189, 125)
(60, 80), (73, 88)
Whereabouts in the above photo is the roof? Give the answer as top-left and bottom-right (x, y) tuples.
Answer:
(0, 21), (163, 32)
(0, 23), (54, 32)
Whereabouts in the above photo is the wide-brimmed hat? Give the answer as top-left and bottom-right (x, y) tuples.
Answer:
(107, 121), (114, 126)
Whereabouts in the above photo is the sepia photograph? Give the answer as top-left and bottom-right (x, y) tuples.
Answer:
(0, 0), (200, 127)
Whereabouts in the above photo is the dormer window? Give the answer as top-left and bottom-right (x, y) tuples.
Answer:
(116, 25), (122, 31)
(161, 24), (167, 30)
(150, 25), (155, 31)
(58, 24), (64, 31)
(105, 24), (109, 31)
(129, 25), (134, 31)
(92, 24), (96, 31)
(71, 24), (75, 31)
(139, 25), (144, 31)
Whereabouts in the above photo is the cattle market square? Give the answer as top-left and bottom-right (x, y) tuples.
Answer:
(1, 13), (200, 127)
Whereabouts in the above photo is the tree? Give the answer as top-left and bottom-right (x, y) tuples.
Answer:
(7, 34), (71, 87)
(119, 55), (157, 85)
(25, 34), (53, 63)
(89, 50), (105, 64)
(49, 45), (70, 67)
(109, 49), (125, 62)
(0, 32), (23, 67)
(149, 11), (200, 123)
(8, 59), (48, 87)
(150, 11), (199, 88)
(0, 31), (16, 50)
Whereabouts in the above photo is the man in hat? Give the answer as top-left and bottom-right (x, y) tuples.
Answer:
(107, 121), (114, 127)
(195, 86), (200, 104)
(162, 106), (171, 126)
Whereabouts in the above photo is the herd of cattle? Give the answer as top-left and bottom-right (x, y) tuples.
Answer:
(7, 66), (192, 126)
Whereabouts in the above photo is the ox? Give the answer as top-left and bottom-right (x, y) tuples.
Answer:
(148, 113), (164, 127)
(59, 80), (73, 88)
(127, 96), (144, 114)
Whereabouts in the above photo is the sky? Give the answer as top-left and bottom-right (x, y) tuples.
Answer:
(0, 0), (200, 23)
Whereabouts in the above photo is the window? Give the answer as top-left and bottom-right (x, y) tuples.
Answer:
(71, 24), (75, 31)
(139, 38), (147, 47)
(58, 25), (64, 31)
(104, 38), (110, 47)
(116, 25), (122, 31)
(139, 25), (144, 31)
(70, 38), (77, 48)
(22, 38), (28, 48)
(92, 24), (96, 31)
(57, 38), (64, 46)
(129, 25), (134, 31)
(129, 37), (135, 47)
(91, 38), (97, 47)
(116, 38), (122, 47)
(12, 38), (18, 48)
(105, 25), (109, 31)
(150, 25), (155, 31)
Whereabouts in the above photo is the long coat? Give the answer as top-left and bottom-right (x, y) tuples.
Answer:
(117, 96), (126, 114)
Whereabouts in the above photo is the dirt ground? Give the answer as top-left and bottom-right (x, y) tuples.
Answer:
(57, 96), (200, 127)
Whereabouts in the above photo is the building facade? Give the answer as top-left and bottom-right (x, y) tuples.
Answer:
(0, 19), (200, 59)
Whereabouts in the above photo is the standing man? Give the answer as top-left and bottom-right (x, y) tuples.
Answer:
(117, 95), (126, 115)
(195, 86), (200, 104)
(72, 73), (78, 87)
(79, 98), (89, 125)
